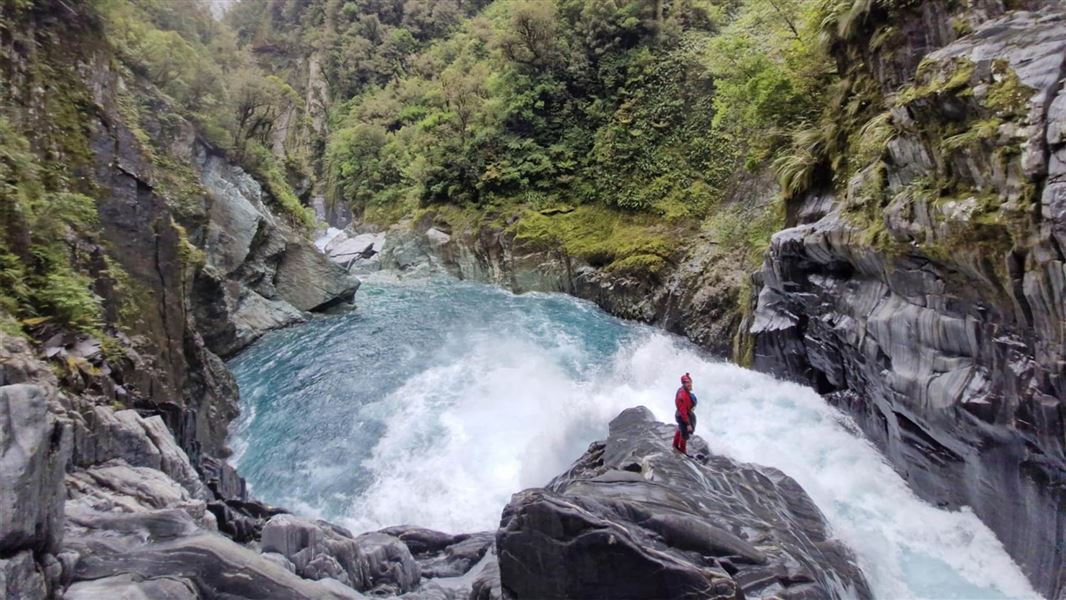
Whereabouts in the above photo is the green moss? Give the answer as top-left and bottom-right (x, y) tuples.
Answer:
(986, 59), (1033, 118)
(170, 218), (205, 268)
(897, 58), (976, 105)
(703, 195), (785, 269)
(242, 143), (315, 229)
(941, 118), (1001, 153)
(731, 282), (756, 367)
(513, 206), (673, 275)
(950, 17), (974, 37)
(607, 253), (667, 275)
(0, 312), (25, 338)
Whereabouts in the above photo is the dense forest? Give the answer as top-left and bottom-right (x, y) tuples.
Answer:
(226, 0), (836, 273)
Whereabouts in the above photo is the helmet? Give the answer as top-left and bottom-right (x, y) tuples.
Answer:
(680, 373), (692, 384)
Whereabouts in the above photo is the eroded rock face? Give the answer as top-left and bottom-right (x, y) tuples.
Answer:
(195, 155), (360, 357)
(0, 384), (70, 556)
(496, 407), (871, 600)
(377, 184), (773, 358)
(752, 7), (1066, 597)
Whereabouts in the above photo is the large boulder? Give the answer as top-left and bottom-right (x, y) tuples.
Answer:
(274, 242), (360, 312)
(63, 469), (359, 600)
(69, 406), (206, 499)
(497, 407), (871, 600)
(0, 384), (70, 555)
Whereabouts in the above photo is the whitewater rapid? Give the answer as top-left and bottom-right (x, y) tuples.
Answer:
(229, 274), (1041, 599)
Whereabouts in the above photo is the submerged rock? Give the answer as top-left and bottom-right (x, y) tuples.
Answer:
(497, 407), (871, 600)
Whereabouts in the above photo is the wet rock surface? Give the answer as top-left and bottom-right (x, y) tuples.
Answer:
(496, 407), (871, 600)
(752, 7), (1066, 597)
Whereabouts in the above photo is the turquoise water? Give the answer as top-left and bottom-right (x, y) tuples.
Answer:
(229, 275), (1041, 599)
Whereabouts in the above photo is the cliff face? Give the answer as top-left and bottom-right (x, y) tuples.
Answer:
(751, 4), (1066, 597)
(0, 3), (357, 597)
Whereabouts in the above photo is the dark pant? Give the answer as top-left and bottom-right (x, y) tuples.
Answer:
(673, 412), (694, 453)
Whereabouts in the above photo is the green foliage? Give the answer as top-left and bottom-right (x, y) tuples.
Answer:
(513, 206), (673, 275)
(0, 117), (103, 331)
(705, 0), (832, 162)
(321, 0), (734, 226)
(243, 143), (317, 228)
(99, 0), (317, 227)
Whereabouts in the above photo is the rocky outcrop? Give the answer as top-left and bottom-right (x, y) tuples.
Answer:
(496, 407), (871, 600)
(260, 514), (419, 594)
(752, 6), (1066, 598)
(323, 230), (386, 273)
(196, 155), (360, 357)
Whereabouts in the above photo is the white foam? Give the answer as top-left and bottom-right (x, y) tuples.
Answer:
(314, 227), (344, 251)
(342, 329), (1041, 599)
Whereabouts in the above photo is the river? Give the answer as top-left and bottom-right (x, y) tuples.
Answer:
(228, 273), (1040, 599)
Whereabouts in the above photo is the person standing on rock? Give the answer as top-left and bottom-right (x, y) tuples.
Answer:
(673, 372), (697, 455)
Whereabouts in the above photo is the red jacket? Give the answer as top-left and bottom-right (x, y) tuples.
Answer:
(675, 387), (694, 424)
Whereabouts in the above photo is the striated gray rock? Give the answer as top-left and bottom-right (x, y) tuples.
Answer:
(0, 551), (47, 600)
(381, 527), (495, 580)
(497, 407), (870, 600)
(69, 406), (206, 499)
(61, 472), (357, 599)
(274, 242), (360, 312)
(195, 154), (359, 357)
(66, 460), (216, 530)
(326, 231), (386, 272)
(261, 514), (420, 595)
(752, 7), (1066, 598)
(355, 532), (422, 595)
(0, 384), (70, 556)
(64, 573), (200, 600)
(69, 529), (363, 600)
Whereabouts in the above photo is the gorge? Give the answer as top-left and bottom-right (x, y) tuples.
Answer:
(1, 0), (1064, 599)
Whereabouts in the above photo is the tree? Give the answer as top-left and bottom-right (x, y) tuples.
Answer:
(498, 1), (562, 71)
(439, 62), (489, 145)
(229, 71), (302, 158)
